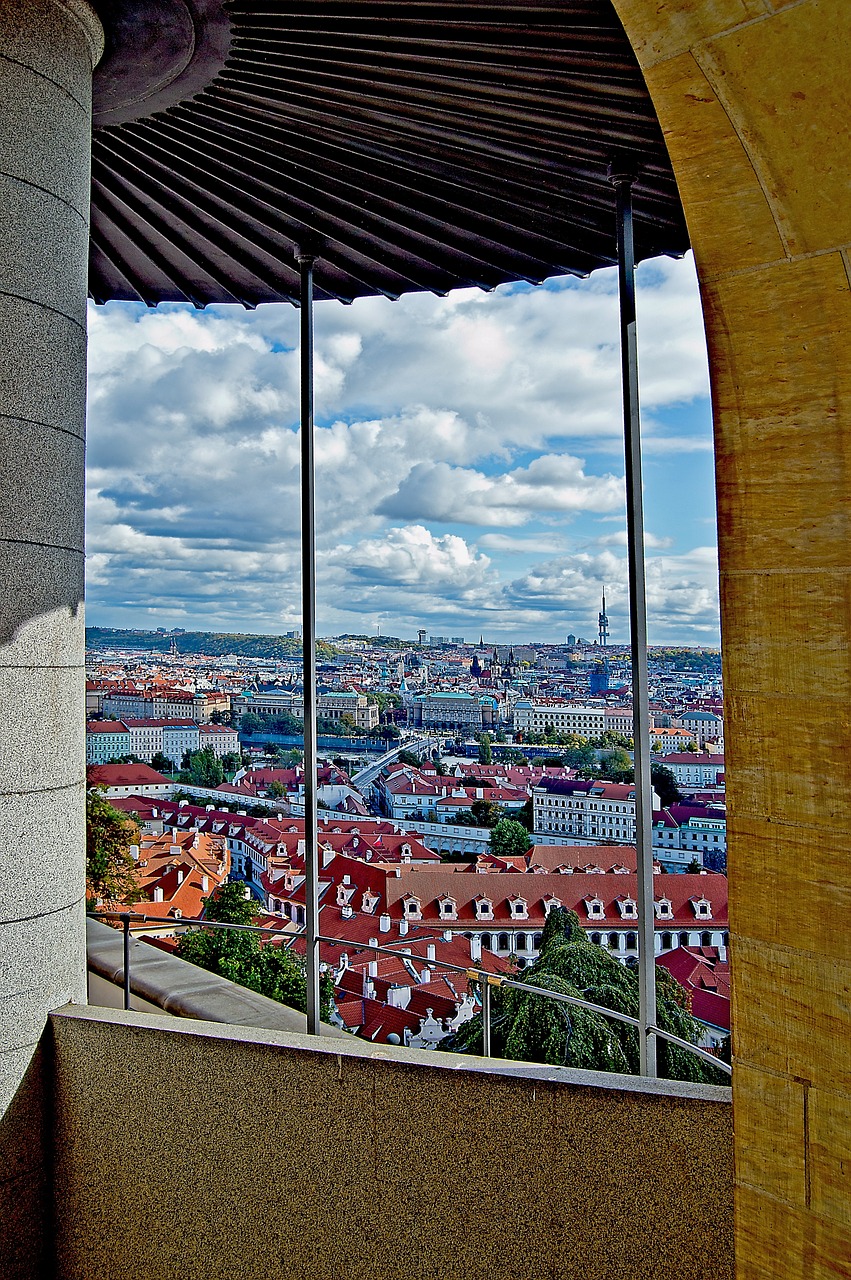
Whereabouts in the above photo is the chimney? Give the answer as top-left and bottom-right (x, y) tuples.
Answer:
(367, 959), (378, 977)
(153, 887), (164, 902)
(176, 868), (185, 885)
(398, 918), (409, 936)
(379, 913), (391, 933)
(387, 985), (411, 1009)
(368, 936), (379, 949)
(201, 875), (209, 892)
(170, 844), (181, 857)
(178, 800), (187, 808)
(420, 966), (432, 984)
(129, 844), (139, 861)
(427, 943), (436, 962)
(341, 904), (353, 919)
(470, 934), (483, 962)
(206, 804), (214, 812)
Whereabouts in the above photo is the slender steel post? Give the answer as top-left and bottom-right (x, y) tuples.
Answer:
(608, 163), (657, 1078)
(121, 912), (131, 1011)
(481, 979), (492, 1058)
(297, 248), (320, 1035)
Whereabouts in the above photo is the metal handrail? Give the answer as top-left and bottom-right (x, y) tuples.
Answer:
(89, 911), (731, 1077)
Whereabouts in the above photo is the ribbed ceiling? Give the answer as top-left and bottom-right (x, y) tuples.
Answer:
(89, 1), (688, 307)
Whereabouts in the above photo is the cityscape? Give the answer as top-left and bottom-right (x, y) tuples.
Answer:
(0, 0), (842, 1276)
(85, 610), (729, 1067)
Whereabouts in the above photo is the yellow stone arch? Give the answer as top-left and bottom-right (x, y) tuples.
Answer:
(612, 0), (851, 1272)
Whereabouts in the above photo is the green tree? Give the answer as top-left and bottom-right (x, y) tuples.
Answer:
(150, 751), (174, 775)
(221, 751), (242, 774)
(515, 798), (534, 832)
(176, 884), (333, 1018)
(684, 741), (700, 753)
(490, 817), (532, 859)
(448, 908), (726, 1084)
(478, 732), (492, 765)
(686, 858), (702, 874)
(470, 798), (504, 828)
(240, 711), (264, 734)
(650, 764), (683, 808)
(182, 746), (224, 788)
(86, 787), (142, 905)
(268, 780), (286, 798)
(600, 746), (633, 782)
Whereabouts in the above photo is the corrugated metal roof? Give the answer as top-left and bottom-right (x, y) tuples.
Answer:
(89, 1), (688, 307)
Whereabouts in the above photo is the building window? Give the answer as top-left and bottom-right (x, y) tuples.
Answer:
(497, 933), (510, 950)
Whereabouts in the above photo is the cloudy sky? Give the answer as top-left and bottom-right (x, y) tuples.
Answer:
(85, 252), (719, 645)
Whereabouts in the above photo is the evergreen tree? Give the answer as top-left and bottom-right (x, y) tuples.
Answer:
(447, 908), (726, 1084)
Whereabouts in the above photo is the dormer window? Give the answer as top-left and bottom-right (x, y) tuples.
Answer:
(692, 897), (712, 920)
(361, 890), (378, 915)
(438, 896), (457, 920)
(618, 897), (638, 920)
(403, 896), (421, 919)
(655, 898), (673, 919)
(510, 898), (528, 919)
(543, 896), (561, 915)
(585, 898), (605, 920)
(475, 897), (493, 920)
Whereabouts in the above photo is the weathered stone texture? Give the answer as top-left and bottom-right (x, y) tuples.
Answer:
(50, 1006), (733, 1280)
(612, 0), (851, 1272)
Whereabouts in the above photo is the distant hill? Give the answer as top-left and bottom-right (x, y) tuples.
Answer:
(85, 628), (339, 660)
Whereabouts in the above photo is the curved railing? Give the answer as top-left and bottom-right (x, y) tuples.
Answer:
(90, 911), (731, 1078)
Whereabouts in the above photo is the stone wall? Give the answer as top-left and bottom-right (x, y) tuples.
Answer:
(51, 1005), (732, 1280)
(611, 0), (851, 1273)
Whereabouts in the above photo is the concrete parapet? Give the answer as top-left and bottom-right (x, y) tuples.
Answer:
(86, 917), (349, 1038)
(51, 1003), (733, 1280)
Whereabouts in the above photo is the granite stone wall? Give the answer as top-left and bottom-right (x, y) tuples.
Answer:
(0, 4), (102, 1275)
(51, 1005), (733, 1280)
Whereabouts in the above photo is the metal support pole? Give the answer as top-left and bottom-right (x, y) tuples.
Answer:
(121, 912), (131, 1011)
(609, 162), (657, 1078)
(297, 248), (320, 1035)
(481, 979), (492, 1058)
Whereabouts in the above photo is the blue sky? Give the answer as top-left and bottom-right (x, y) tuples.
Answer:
(85, 253), (719, 645)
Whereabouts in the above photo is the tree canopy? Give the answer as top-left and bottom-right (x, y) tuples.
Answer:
(447, 908), (727, 1084)
(490, 818), (532, 859)
(180, 745), (224, 788)
(176, 884), (334, 1019)
(86, 788), (141, 906)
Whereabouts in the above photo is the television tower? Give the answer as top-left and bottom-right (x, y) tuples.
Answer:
(598, 587), (610, 647)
